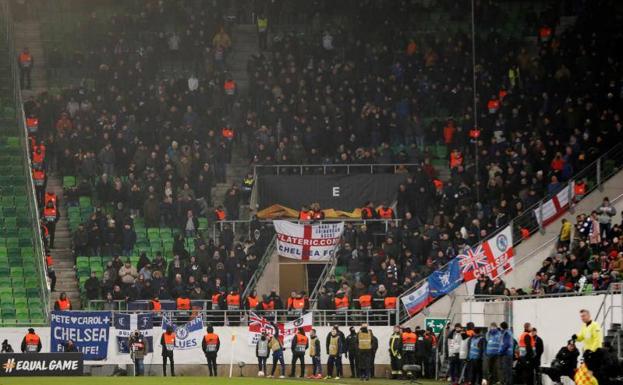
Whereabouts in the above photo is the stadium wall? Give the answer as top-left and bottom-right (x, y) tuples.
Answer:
(0, 325), (394, 367)
(461, 293), (621, 370)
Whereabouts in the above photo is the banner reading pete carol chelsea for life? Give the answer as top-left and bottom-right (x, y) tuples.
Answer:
(274, 220), (344, 261)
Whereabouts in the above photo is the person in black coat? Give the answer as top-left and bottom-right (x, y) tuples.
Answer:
(541, 340), (579, 383)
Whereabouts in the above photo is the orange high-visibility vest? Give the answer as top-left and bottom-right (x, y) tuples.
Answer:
(292, 298), (305, 310)
(361, 207), (374, 219)
(358, 294), (372, 309)
(151, 299), (161, 311)
(215, 209), (226, 220)
(224, 80), (236, 95)
(539, 26), (552, 40)
(163, 332), (176, 349)
(575, 182), (586, 196)
(402, 332), (417, 351)
(469, 128), (481, 139)
(295, 334), (308, 351)
(32, 150), (44, 165)
(56, 298), (71, 310)
(33, 169), (45, 186)
(19, 52), (32, 65)
(377, 207), (394, 219)
(27, 117), (39, 132)
(520, 227), (530, 239)
(24, 333), (40, 351)
(433, 179), (443, 191)
(45, 254), (53, 267)
(45, 192), (56, 206)
(226, 294), (241, 309)
(450, 152), (463, 169)
(384, 296), (397, 309)
(488, 99), (500, 113)
(499, 89), (507, 100)
(247, 296), (259, 309)
(44, 206), (57, 222)
(299, 211), (312, 220)
(222, 127), (234, 139)
(211, 293), (222, 309)
(335, 296), (349, 311)
(263, 300), (275, 311)
(204, 333), (219, 351)
(177, 297), (191, 310)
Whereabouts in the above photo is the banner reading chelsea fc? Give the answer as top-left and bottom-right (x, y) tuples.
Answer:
(274, 220), (344, 261)
(162, 316), (204, 350)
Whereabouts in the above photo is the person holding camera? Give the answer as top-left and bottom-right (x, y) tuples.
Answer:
(541, 340), (579, 384)
(129, 330), (149, 376)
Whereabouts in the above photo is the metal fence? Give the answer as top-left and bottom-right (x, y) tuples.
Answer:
(1, 0), (50, 324)
(81, 306), (398, 327)
(253, 163), (420, 177)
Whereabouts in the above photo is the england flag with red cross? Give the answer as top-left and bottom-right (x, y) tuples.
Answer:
(274, 220), (344, 261)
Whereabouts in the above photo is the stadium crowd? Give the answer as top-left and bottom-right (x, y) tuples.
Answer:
(23, 0), (623, 313)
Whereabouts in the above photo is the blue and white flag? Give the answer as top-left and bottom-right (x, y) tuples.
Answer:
(162, 315), (204, 350)
(50, 311), (111, 360)
(114, 313), (154, 353)
(428, 258), (463, 298)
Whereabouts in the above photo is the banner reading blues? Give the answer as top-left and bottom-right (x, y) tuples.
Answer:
(428, 258), (463, 298)
(114, 313), (154, 353)
(162, 315), (204, 350)
(50, 311), (111, 360)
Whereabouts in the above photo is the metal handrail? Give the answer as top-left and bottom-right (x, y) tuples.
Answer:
(241, 235), (277, 300)
(70, 308), (399, 327)
(398, 142), (623, 322)
(1, 0), (50, 322)
(253, 163), (421, 177)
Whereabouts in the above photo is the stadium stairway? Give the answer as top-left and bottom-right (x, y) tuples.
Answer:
(46, 175), (81, 309)
(402, 166), (623, 329)
(229, 23), (258, 96)
(13, 18), (47, 98)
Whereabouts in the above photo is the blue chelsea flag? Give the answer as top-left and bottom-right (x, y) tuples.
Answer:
(50, 311), (111, 360)
(428, 258), (462, 298)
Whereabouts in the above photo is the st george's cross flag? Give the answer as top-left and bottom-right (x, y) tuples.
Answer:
(457, 225), (514, 282)
(274, 220), (343, 261)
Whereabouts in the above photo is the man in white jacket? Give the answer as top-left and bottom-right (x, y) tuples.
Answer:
(448, 323), (464, 384)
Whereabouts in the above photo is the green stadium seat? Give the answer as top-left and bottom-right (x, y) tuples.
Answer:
(63, 176), (76, 188)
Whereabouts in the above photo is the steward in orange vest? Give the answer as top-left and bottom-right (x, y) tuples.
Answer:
(224, 79), (236, 95)
(202, 325), (220, 376)
(160, 326), (176, 376)
(384, 296), (397, 310)
(574, 180), (587, 199)
(222, 126), (234, 140)
(450, 149), (464, 169)
(32, 168), (46, 187)
(361, 201), (377, 220)
(211, 292), (223, 310)
(214, 206), (226, 221)
(18, 48), (33, 89)
(26, 115), (39, 133)
(487, 97), (500, 114)
(226, 291), (241, 310)
(246, 292), (259, 310)
(151, 297), (162, 311)
(54, 292), (72, 311)
(299, 206), (312, 220)
(176, 295), (191, 310)
(358, 294), (372, 310)
(377, 204), (394, 219)
(334, 291), (349, 312)
(290, 328), (309, 377)
(21, 328), (42, 353)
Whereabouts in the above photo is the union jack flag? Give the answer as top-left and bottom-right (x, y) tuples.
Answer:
(248, 312), (282, 345)
(457, 245), (489, 281)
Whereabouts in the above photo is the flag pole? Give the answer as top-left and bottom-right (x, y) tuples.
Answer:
(229, 330), (237, 378)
